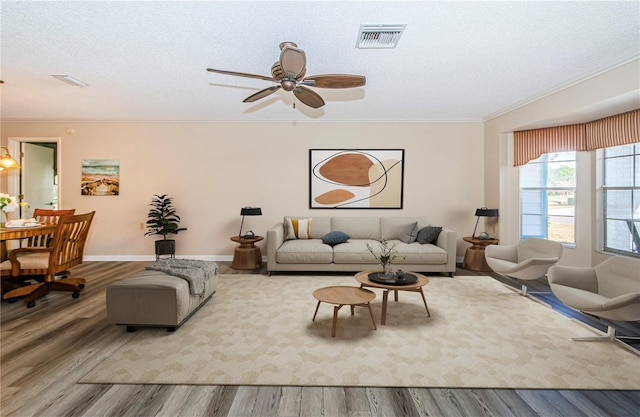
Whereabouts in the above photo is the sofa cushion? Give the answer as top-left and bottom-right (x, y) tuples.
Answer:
(276, 239), (333, 264)
(333, 240), (383, 264)
(399, 222), (418, 243)
(332, 217), (381, 240)
(386, 240), (448, 264)
(417, 226), (442, 244)
(284, 217), (312, 240)
(322, 230), (350, 246)
(380, 217), (428, 240)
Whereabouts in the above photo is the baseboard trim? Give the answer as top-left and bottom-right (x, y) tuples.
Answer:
(83, 255), (235, 262)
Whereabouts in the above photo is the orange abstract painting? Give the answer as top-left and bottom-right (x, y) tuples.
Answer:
(309, 149), (404, 209)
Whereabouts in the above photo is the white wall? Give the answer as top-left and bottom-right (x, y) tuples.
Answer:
(1, 121), (484, 261)
(484, 59), (640, 266)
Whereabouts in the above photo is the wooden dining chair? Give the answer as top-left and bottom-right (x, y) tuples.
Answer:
(1, 208), (76, 293)
(2, 211), (95, 308)
(27, 208), (76, 247)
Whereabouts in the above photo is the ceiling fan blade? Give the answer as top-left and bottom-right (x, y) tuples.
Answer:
(293, 86), (325, 109)
(303, 74), (366, 88)
(207, 68), (275, 82)
(243, 86), (281, 103)
(279, 44), (306, 79)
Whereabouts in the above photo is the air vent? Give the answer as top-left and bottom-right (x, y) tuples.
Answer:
(356, 24), (406, 49)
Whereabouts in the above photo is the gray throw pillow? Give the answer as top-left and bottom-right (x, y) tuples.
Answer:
(322, 231), (351, 246)
(417, 226), (442, 244)
(399, 222), (418, 243)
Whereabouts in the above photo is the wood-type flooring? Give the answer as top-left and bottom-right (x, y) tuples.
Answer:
(1, 261), (639, 417)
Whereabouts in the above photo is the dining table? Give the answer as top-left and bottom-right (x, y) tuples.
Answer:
(1, 223), (56, 261)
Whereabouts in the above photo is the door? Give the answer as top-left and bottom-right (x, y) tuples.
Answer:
(21, 142), (56, 219)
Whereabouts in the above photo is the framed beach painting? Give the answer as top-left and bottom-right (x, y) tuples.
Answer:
(309, 149), (404, 209)
(81, 159), (120, 196)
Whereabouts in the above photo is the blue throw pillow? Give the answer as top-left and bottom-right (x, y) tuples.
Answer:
(322, 231), (351, 246)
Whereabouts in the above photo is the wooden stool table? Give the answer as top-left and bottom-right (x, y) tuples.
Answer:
(312, 286), (377, 337)
(230, 235), (263, 270)
(462, 236), (499, 272)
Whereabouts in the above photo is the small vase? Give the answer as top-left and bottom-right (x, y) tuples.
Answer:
(2, 211), (11, 225)
(381, 263), (395, 279)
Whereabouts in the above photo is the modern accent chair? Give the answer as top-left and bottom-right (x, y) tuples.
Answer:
(548, 256), (640, 355)
(1, 211), (95, 308)
(485, 237), (564, 296)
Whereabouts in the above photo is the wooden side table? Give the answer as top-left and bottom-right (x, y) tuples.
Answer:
(462, 236), (499, 272)
(312, 286), (377, 337)
(230, 235), (264, 270)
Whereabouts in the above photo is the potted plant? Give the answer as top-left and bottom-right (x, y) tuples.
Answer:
(144, 194), (187, 259)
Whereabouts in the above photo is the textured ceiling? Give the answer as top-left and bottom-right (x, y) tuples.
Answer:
(1, 1), (639, 122)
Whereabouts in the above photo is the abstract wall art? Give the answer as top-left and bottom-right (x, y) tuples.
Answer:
(309, 149), (404, 209)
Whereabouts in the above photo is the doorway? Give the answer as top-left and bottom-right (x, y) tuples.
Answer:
(5, 137), (62, 218)
(22, 142), (57, 218)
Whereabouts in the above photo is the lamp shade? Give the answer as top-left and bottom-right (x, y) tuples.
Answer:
(475, 208), (499, 217)
(238, 207), (262, 237)
(472, 207), (499, 238)
(0, 147), (20, 169)
(240, 207), (262, 216)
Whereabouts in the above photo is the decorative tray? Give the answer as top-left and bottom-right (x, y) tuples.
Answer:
(368, 272), (418, 286)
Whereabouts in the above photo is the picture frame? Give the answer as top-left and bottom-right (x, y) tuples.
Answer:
(81, 159), (120, 196)
(309, 149), (404, 209)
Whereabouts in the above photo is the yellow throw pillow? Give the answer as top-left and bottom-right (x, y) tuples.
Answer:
(285, 217), (312, 240)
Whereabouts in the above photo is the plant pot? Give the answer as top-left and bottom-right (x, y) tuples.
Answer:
(155, 239), (175, 260)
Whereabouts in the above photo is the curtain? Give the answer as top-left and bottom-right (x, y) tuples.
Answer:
(586, 109), (639, 150)
(514, 109), (639, 166)
(513, 124), (587, 166)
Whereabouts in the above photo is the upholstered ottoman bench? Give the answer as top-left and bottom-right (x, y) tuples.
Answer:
(106, 262), (217, 332)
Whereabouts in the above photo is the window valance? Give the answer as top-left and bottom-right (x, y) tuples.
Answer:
(513, 109), (639, 166)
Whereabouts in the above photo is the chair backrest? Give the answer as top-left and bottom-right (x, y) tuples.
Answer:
(28, 208), (76, 247)
(517, 237), (564, 263)
(595, 256), (640, 299)
(47, 211), (95, 276)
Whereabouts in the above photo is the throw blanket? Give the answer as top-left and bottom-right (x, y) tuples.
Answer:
(146, 259), (217, 296)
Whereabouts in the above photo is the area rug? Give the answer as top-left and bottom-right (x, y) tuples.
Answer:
(80, 275), (640, 389)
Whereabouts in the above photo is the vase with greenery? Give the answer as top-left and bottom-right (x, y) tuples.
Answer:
(144, 194), (187, 258)
(366, 239), (400, 277)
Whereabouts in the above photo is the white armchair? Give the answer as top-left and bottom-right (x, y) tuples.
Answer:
(485, 237), (563, 296)
(548, 256), (640, 354)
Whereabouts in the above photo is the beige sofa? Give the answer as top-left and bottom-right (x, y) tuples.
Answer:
(267, 216), (456, 276)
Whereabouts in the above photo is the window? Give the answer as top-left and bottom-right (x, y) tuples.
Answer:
(520, 152), (576, 244)
(603, 143), (640, 256)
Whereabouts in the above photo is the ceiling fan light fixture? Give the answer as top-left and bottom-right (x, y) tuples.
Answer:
(356, 24), (406, 49)
(52, 75), (88, 87)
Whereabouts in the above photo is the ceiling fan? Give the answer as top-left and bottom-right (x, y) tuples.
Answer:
(207, 42), (366, 109)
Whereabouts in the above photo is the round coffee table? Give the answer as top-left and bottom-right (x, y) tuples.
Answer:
(355, 270), (430, 325)
(312, 286), (377, 337)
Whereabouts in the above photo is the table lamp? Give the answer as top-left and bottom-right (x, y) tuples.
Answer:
(238, 206), (262, 238)
(472, 207), (499, 238)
